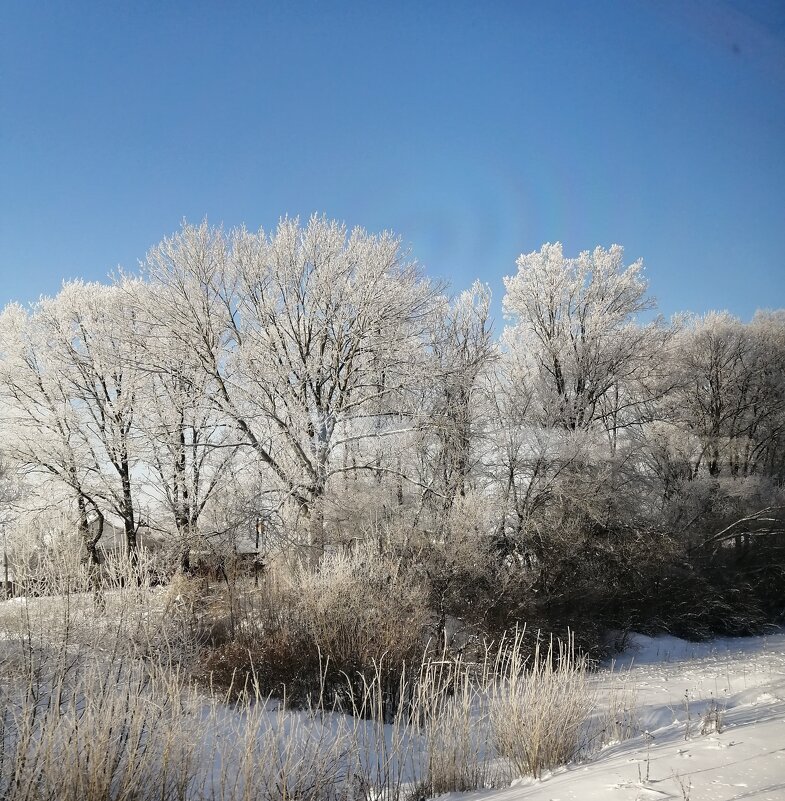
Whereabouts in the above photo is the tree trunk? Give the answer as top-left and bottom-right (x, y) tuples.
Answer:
(308, 490), (325, 568)
(120, 453), (138, 563)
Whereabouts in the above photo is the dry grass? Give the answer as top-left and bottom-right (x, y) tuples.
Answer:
(0, 550), (638, 801)
(413, 655), (501, 794)
(489, 630), (596, 778)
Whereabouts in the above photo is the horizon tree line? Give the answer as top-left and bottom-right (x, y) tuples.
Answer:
(1, 216), (783, 585)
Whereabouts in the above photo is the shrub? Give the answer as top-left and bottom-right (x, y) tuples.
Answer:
(489, 631), (596, 778)
(198, 541), (432, 714)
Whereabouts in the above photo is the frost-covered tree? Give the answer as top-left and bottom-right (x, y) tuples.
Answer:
(503, 243), (667, 435)
(130, 282), (240, 568)
(422, 282), (495, 525)
(0, 300), (108, 561)
(492, 243), (676, 595)
(142, 216), (439, 559)
(52, 281), (148, 557)
(13, 282), (147, 558)
(670, 310), (785, 479)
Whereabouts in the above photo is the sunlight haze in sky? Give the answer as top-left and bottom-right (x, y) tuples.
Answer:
(1, 0), (784, 326)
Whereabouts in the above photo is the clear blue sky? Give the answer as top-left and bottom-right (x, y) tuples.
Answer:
(2, 0), (784, 326)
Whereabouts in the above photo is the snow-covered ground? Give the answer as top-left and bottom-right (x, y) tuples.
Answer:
(3, 583), (784, 801)
(462, 631), (785, 801)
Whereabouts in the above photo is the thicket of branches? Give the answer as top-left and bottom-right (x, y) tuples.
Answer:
(1, 216), (784, 653)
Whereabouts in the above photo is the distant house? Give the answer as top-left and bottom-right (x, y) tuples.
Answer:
(87, 515), (161, 559)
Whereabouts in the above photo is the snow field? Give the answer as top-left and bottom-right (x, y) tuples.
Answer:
(473, 631), (785, 801)
(2, 579), (783, 801)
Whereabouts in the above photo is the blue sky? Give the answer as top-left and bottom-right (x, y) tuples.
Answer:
(2, 0), (784, 327)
